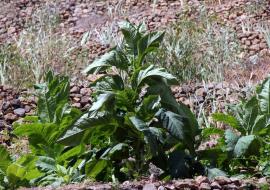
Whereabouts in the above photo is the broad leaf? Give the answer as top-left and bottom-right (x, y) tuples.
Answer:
(137, 65), (178, 87)
(225, 129), (239, 152)
(36, 156), (56, 172)
(157, 109), (196, 153)
(212, 113), (243, 134)
(89, 93), (114, 114)
(37, 72), (69, 123)
(0, 146), (11, 172)
(233, 135), (260, 157)
(83, 49), (129, 74)
(201, 127), (225, 139)
(85, 159), (108, 179)
(257, 77), (270, 114)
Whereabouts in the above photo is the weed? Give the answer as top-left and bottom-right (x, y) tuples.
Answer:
(258, 23), (270, 49)
(152, 5), (242, 83)
(15, 3), (77, 84)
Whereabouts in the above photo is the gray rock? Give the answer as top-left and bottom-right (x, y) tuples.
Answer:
(157, 186), (166, 190)
(199, 182), (211, 190)
(143, 183), (157, 190)
(214, 176), (231, 185)
(70, 86), (80, 93)
(196, 176), (209, 185)
(14, 108), (26, 117)
(210, 181), (221, 189)
(4, 113), (18, 122)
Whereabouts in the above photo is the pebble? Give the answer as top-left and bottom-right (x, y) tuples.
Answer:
(13, 108), (25, 117)
(143, 184), (157, 190)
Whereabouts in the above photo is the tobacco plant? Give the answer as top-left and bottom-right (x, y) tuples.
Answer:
(58, 21), (202, 181)
(208, 76), (270, 175)
(0, 71), (86, 189)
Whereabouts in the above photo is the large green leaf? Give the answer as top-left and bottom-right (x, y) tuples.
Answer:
(257, 77), (270, 114)
(118, 21), (143, 55)
(58, 111), (117, 146)
(129, 117), (162, 157)
(57, 126), (85, 147)
(37, 71), (70, 123)
(57, 145), (85, 163)
(147, 81), (199, 137)
(137, 95), (161, 121)
(0, 146), (11, 172)
(157, 109), (196, 154)
(6, 155), (42, 186)
(101, 143), (129, 161)
(212, 113), (243, 134)
(224, 129), (239, 152)
(14, 123), (55, 148)
(89, 93), (115, 114)
(85, 159), (108, 179)
(90, 75), (124, 92)
(83, 51), (114, 74)
(201, 127), (225, 139)
(231, 97), (259, 134)
(251, 115), (268, 135)
(36, 156), (56, 172)
(83, 49), (129, 74)
(137, 31), (165, 65)
(233, 135), (260, 157)
(136, 65), (178, 87)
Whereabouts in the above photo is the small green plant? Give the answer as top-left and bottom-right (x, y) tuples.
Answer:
(59, 21), (203, 181)
(206, 76), (270, 176)
(1, 71), (86, 188)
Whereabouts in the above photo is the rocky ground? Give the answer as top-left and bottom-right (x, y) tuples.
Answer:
(0, 79), (253, 146)
(0, 0), (270, 59)
(19, 175), (269, 190)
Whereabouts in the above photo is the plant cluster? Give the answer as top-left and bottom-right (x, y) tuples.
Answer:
(0, 2), (89, 88)
(0, 21), (205, 189)
(202, 76), (270, 177)
(1, 21), (270, 189)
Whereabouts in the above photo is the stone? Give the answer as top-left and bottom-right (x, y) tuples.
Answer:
(195, 88), (207, 97)
(24, 105), (31, 113)
(4, 113), (18, 122)
(72, 103), (81, 108)
(11, 99), (21, 108)
(250, 44), (260, 51)
(80, 96), (90, 105)
(223, 183), (239, 189)
(7, 26), (16, 34)
(157, 186), (166, 190)
(14, 108), (25, 117)
(196, 176), (209, 185)
(2, 101), (11, 111)
(174, 179), (197, 189)
(230, 177), (241, 186)
(258, 177), (268, 185)
(80, 87), (91, 96)
(214, 176), (231, 185)
(143, 183), (157, 190)
(70, 86), (80, 93)
(210, 182), (221, 189)
(73, 97), (81, 103)
(199, 182), (211, 190)
(86, 184), (111, 190)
